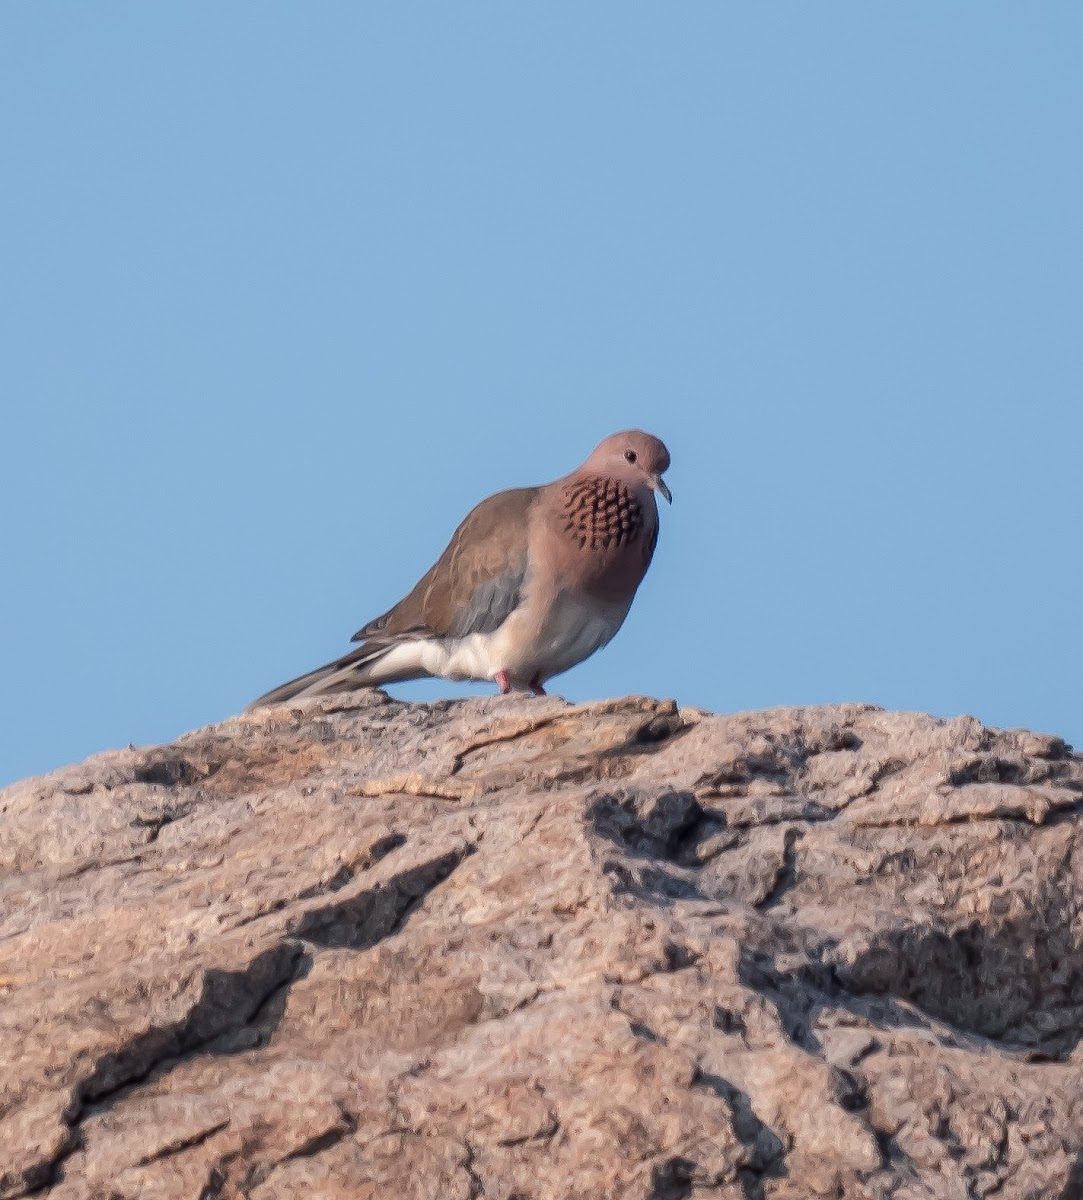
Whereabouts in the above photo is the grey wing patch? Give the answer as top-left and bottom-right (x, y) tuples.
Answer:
(448, 568), (526, 637)
(351, 611), (423, 643)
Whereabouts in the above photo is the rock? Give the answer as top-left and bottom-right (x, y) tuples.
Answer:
(2, 693), (1082, 1199)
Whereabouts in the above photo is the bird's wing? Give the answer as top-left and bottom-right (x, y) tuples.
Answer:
(352, 486), (540, 643)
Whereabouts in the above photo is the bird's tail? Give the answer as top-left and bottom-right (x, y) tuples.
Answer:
(246, 640), (426, 710)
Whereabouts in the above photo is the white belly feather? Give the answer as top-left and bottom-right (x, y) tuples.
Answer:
(522, 590), (629, 682)
(374, 589), (628, 687)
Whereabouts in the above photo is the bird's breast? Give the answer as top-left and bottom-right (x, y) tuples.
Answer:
(559, 475), (646, 552)
(547, 478), (656, 599)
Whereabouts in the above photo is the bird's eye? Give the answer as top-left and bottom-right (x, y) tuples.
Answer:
(624, 449), (637, 463)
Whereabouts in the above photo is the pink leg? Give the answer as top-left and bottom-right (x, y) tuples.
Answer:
(529, 673), (547, 697)
(496, 670), (512, 695)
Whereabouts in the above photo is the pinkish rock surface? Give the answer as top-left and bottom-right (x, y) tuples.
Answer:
(2, 693), (1082, 1198)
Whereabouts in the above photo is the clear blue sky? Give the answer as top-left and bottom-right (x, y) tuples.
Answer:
(3, 6), (1081, 786)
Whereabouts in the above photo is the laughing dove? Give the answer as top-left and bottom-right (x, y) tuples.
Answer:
(249, 430), (672, 707)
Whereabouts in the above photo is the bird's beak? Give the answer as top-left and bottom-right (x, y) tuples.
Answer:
(653, 475), (672, 504)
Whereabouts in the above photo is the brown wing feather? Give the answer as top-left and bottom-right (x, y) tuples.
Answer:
(351, 486), (540, 642)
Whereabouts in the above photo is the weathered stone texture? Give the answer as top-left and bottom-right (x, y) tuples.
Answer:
(2, 694), (1082, 1198)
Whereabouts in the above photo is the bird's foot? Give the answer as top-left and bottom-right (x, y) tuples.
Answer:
(496, 670), (512, 695)
(529, 673), (547, 697)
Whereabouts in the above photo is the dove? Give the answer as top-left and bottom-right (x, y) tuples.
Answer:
(249, 430), (671, 707)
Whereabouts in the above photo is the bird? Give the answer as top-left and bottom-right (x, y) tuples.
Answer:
(248, 430), (671, 708)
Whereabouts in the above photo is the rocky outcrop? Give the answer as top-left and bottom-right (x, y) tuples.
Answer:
(2, 693), (1082, 1199)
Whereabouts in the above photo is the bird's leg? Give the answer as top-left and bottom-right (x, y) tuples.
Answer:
(529, 673), (547, 697)
(496, 670), (512, 695)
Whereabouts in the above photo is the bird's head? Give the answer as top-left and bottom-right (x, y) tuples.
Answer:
(586, 430), (672, 504)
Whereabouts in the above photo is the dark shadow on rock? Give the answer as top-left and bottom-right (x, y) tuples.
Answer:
(738, 948), (832, 1053)
(131, 753), (220, 788)
(738, 941), (1030, 1065)
(292, 846), (469, 950)
(754, 828), (803, 910)
(21, 943), (312, 1193)
(647, 1155), (695, 1200)
(834, 886), (1083, 1059)
(1057, 1150), (1083, 1200)
(602, 858), (708, 906)
(291, 832), (408, 907)
(692, 1069), (788, 1200)
(692, 722), (862, 796)
(82, 943), (311, 1108)
(588, 789), (710, 861)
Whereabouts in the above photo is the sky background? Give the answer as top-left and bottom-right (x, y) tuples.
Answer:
(2, 5), (1081, 786)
